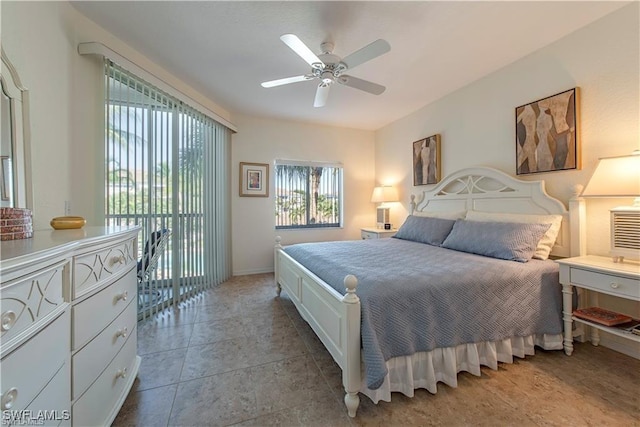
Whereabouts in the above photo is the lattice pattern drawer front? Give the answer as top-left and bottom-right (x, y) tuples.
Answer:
(72, 297), (137, 399)
(0, 310), (69, 413)
(1, 260), (67, 347)
(73, 238), (136, 298)
(72, 267), (137, 351)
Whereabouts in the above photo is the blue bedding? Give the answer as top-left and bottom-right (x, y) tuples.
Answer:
(283, 238), (562, 390)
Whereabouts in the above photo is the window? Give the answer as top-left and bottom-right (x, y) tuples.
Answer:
(275, 160), (343, 229)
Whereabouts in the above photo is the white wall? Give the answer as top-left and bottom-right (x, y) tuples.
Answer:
(375, 3), (639, 242)
(1, 1), (233, 229)
(231, 114), (375, 275)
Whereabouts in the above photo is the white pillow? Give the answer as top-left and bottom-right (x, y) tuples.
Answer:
(464, 211), (563, 260)
(413, 210), (466, 220)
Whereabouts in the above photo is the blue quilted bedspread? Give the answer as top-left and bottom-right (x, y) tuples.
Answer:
(283, 238), (562, 390)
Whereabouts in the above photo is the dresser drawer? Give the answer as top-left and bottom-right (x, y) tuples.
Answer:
(72, 297), (137, 399)
(1, 260), (67, 348)
(72, 328), (137, 427)
(1, 310), (69, 413)
(23, 362), (71, 426)
(72, 267), (136, 351)
(570, 267), (640, 300)
(73, 237), (136, 298)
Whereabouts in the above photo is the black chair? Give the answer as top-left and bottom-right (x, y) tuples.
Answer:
(137, 228), (171, 309)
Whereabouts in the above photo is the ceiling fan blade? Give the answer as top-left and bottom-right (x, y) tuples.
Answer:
(313, 84), (330, 107)
(338, 75), (385, 95)
(280, 34), (324, 67)
(342, 39), (390, 70)
(261, 75), (312, 88)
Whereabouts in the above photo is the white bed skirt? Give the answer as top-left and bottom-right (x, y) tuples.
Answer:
(361, 333), (563, 404)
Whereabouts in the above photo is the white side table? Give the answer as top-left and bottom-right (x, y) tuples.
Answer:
(361, 227), (397, 239)
(556, 255), (640, 356)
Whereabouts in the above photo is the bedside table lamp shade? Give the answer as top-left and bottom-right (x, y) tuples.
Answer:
(371, 186), (399, 229)
(581, 153), (640, 262)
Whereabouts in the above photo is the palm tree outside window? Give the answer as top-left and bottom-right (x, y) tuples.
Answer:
(274, 160), (343, 229)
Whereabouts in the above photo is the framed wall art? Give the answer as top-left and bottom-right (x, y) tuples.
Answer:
(412, 134), (441, 186)
(515, 88), (580, 175)
(239, 162), (269, 197)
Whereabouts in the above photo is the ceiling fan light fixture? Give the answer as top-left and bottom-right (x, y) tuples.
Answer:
(262, 34), (391, 107)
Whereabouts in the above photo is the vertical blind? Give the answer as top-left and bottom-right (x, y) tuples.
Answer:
(104, 61), (232, 319)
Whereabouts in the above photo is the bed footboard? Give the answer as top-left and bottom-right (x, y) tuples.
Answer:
(274, 238), (361, 417)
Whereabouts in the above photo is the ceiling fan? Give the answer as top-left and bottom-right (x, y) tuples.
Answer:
(261, 34), (391, 107)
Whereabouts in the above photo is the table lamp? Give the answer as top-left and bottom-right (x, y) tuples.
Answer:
(371, 186), (399, 229)
(581, 152), (640, 262)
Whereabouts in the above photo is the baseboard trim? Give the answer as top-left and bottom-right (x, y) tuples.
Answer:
(232, 267), (274, 276)
(598, 333), (640, 360)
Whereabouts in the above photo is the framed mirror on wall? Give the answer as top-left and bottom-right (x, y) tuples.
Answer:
(1, 48), (32, 210)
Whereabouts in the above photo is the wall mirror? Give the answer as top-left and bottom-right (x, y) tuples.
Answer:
(1, 49), (32, 209)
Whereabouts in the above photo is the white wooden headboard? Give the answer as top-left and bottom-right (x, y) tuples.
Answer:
(410, 167), (572, 258)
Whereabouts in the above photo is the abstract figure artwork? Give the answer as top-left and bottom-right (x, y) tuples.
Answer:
(412, 134), (441, 186)
(516, 88), (580, 175)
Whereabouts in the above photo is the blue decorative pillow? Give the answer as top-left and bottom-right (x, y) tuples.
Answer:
(441, 219), (551, 262)
(393, 215), (456, 246)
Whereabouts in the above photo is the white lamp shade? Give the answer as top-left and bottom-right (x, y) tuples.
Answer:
(581, 154), (640, 197)
(371, 186), (399, 203)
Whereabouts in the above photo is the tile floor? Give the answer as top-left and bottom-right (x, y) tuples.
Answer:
(113, 273), (640, 426)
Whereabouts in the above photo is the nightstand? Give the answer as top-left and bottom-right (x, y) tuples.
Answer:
(361, 227), (397, 239)
(556, 255), (640, 356)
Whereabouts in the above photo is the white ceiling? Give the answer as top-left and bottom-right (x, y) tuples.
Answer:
(71, 1), (628, 131)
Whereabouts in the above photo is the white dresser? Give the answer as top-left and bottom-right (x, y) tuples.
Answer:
(0, 226), (140, 426)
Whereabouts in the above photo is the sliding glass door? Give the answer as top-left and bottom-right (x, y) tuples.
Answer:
(104, 61), (231, 319)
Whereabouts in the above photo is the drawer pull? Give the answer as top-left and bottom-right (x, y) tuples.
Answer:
(1, 387), (18, 410)
(109, 255), (126, 267)
(116, 367), (128, 379)
(115, 327), (128, 339)
(115, 291), (128, 302)
(610, 282), (620, 289)
(1, 311), (16, 332)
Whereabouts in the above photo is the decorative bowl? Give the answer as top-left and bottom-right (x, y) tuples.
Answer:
(50, 216), (86, 230)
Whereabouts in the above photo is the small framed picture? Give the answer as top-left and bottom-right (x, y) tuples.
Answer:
(412, 134), (441, 186)
(239, 162), (269, 197)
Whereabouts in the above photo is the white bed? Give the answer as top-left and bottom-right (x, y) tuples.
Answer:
(274, 166), (581, 417)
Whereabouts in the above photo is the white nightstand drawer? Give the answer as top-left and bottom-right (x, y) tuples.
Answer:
(0, 260), (67, 348)
(72, 267), (136, 350)
(72, 297), (137, 399)
(361, 230), (377, 240)
(570, 268), (640, 300)
(73, 237), (136, 298)
(361, 227), (397, 239)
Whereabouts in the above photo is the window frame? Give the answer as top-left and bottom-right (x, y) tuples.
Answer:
(274, 159), (343, 230)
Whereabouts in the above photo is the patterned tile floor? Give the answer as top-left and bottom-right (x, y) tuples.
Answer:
(113, 273), (640, 426)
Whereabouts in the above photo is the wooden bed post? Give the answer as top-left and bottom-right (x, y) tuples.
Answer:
(274, 236), (282, 296)
(342, 274), (361, 417)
